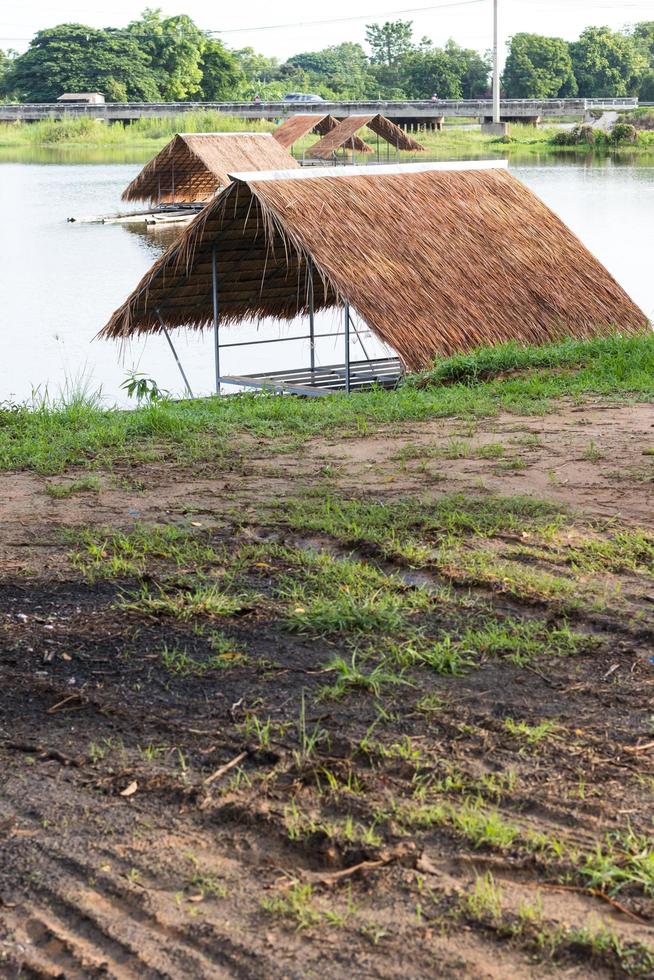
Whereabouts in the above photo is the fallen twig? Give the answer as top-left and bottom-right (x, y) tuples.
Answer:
(4, 742), (82, 767)
(538, 882), (647, 924)
(524, 665), (557, 688)
(47, 693), (82, 715)
(623, 740), (654, 755)
(203, 750), (249, 786)
(313, 858), (387, 884)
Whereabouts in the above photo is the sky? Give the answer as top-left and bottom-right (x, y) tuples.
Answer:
(1, 0), (652, 61)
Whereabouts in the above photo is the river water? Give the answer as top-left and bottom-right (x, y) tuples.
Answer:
(1, 148), (652, 406)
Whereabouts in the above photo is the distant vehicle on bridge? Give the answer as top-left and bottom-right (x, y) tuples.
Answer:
(281, 93), (325, 104)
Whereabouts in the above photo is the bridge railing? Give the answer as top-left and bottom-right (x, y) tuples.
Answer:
(0, 97), (639, 120)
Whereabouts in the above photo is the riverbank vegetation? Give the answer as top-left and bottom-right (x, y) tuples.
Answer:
(2, 333), (653, 475)
(2, 330), (654, 976)
(0, 112), (275, 148)
(2, 114), (653, 158)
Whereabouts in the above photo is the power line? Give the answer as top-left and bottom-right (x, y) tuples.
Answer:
(515, 0), (653, 7)
(212, 0), (485, 34)
(0, 0), (486, 43)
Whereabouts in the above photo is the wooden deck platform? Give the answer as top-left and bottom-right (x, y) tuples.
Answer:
(68, 203), (204, 226)
(221, 357), (402, 396)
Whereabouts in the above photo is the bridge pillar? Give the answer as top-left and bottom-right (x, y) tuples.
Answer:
(481, 120), (510, 136)
(501, 115), (541, 127)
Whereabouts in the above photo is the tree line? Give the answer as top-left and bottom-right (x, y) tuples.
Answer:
(1, 9), (653, 104)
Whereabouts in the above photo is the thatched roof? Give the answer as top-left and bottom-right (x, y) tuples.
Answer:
(273, 113), (370, 152)
(102, 161), (648, 371)
(306, 114), (423, 159)
(121, 133), (299, 205)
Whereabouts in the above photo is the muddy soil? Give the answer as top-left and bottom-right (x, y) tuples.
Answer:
(1, 399), (654, 979)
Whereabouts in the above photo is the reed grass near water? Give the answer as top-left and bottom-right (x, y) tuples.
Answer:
(2, 114), (653, 158)
(1, 333), (653, 475)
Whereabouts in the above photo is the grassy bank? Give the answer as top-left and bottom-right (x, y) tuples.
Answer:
(3, 329), (654, 976)
(2, 112), (653, 158)
(0, 111), (276, 148)
(1, 333), (653, 475)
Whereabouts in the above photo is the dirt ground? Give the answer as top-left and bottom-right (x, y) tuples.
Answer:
(2, 398), (654, 979)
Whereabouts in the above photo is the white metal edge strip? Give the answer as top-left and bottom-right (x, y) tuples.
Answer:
(229, 160), (509, 183)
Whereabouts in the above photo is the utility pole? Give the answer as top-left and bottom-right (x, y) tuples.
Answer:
(493, 0), (500, 124)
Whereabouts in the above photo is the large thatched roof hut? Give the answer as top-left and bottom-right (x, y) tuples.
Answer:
(306, 114), (423, 159)
(103, 161), (647, 373)
(272, 114), (369, 152)
(121, 132), (299, 205)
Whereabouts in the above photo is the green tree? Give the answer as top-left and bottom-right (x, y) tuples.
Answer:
(570, 26), (646, 97)
(401, 48), (464, 99)
(633, 21), (654, 61)
(442, 40), (490, 98)
(638, 70), (654, 101)
(286, 43), (375, 98)
(365, 20), (415, 95)
(198, 39), (243, 101)
(633, 21), (654, 98)
(365, 20), (414, 67)
(0, 49), (19, 100)
(503, 33), (577, 98)
(231, 48), (286, 98)
(7, 24), (160, 102)
(234, 48), (283, 86)
(125, 9), (205, 100)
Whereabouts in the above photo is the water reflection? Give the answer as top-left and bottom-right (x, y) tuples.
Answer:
(3, 142), (653, 169)
(119, 221), (179, 256)
(0, 144), (159, 165)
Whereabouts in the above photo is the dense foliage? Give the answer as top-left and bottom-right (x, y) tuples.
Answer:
(1, 11), (653, 103)
(502, 34), (577, 99)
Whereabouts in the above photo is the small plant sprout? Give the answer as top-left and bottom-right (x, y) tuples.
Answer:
(121, 371), (169, 404)
(462, 873), (503, 921)
(503, 718), (559, 745)
(583, 440), (604, 462)
(296, 689), (328, 762)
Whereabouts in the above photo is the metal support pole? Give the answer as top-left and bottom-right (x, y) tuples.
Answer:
(171, 159), (175, 201)
(344, 302), (351, 395)
(156, 308), (194, 398)
(308, 259), (315, 373)
(212, 246), (221, 394)
(493, 0), (500, 125)
(350, 314), (372, 364)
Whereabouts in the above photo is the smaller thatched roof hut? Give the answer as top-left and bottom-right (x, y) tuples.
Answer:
(58, 92), (105, 104)
(102, 161), (648, 372)
(273, 114), (369, 152)
(121, 132), (299, 205)
(306, 114), (423, 159)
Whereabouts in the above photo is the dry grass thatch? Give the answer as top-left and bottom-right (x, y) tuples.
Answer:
(272, 114), (369, 152)
(102, 161), (648, 371)
(121, 133), (299, 204)
(306, 114), (423, 159)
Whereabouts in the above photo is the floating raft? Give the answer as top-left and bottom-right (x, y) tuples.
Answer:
(67, 203), (205, 226)
(221, 357), (402, 397)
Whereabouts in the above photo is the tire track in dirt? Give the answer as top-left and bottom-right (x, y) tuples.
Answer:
(0, 782), (279, 980)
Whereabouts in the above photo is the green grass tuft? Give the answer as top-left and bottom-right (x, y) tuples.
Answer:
(2, 334), (654, 475)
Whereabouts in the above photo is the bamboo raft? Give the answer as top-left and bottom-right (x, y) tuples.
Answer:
(67, 203), (205, 226)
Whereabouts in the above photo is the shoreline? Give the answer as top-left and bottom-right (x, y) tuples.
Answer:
(2, 114), (653, 158)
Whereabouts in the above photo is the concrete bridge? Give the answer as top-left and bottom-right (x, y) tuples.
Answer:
(0, 98), (638, 127)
